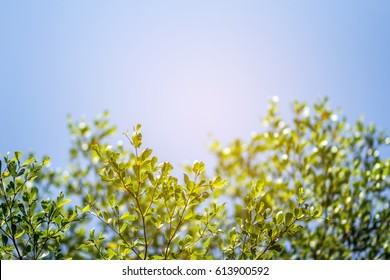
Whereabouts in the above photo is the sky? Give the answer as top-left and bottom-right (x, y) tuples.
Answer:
(1, 0), (390, 172)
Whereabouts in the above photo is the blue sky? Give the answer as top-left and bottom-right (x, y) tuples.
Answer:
(1, 0), (390, 171)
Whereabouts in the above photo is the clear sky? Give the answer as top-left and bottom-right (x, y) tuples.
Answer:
(1, 0), (390, 171)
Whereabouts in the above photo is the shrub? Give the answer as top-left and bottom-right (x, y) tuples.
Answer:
(211, 97), (390, 259)
(1, 98), (388, 259)
(0, 153), (79, 259)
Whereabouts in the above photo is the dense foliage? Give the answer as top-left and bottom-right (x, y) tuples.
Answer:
(1, 98), (389, 259)
(211, 98), (390, 259)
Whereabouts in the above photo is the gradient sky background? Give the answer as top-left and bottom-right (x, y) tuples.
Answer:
(1, 1), (390, 172)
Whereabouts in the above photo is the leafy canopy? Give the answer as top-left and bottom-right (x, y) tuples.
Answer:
(1, 98), (389, 259)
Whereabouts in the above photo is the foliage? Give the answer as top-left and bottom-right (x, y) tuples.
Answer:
(0, 152), (79, 259)
(57, 113), (318, 260)
(1, 98), (388, 259)
(211, 97), (390, 259)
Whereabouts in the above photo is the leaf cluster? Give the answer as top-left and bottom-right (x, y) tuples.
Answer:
(1, 97), (388, 259)
(0, 152), (78, 259)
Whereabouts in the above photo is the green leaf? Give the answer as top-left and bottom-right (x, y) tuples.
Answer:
(151, 255), (165, 260)
(24, 244), (32, 254)
(140, 148), (153, 161)
(15, 230), (25, 239)
(11, 224), (16, 235)
(30, 186), (38, 201)
(297, 187), (306, 204)
(57, 198), (71, 208)
(1, 234), (8, 246)
(313, 205), (322, 218)
(106, 247), (117, 260)
(212, 176), (226, 189)
(183, 210), (194, 221)
(218, 237), (224, 251)
(193, 161), (205, 174)
(268, 243), (283, 253)
(131, 129), (142, 148)
(43, 157), (51, 166)
(135, 123), (141, 133)
(184, 174), (190, 185)
(7, 161), (17, 177)
(81, 205), (90, 213)
(287, 224), (303, 235)
(229, 227), (237, 241)
(255, 179), (264, 196)
(89, 228), (95, 240)
(294, 208), (305, 219)
(275, 211), (284, 225)
(182, 234), (194, 247)
(119, 223), (127, 233)
(14, 151), (22, 161)
(203, 236), (212, 249)
(285, 212), (294, 226)
(120, 212), (136, 221)
(109, 193), (116, 207)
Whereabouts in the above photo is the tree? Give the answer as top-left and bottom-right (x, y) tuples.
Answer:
(0, 153), (79, 259)
(211, 97), (390, 259)
(1, 98), (388, 259)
